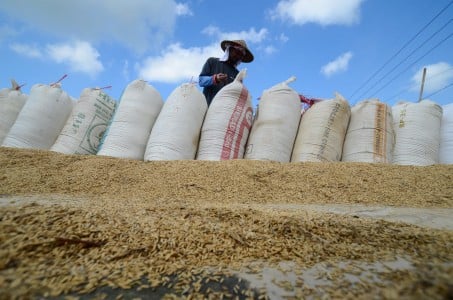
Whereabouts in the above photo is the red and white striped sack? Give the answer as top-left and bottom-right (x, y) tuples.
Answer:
(196, 69), (253, 160)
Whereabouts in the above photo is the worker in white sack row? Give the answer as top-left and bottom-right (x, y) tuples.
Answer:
(198, 39), (254, 105)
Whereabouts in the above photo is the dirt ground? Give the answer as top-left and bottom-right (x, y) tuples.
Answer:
(0, 147), (452, 299)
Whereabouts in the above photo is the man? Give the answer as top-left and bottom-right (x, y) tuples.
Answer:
(198, 39), (254, 105)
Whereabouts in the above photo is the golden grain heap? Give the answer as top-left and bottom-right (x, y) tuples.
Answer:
(0, 147), (452, 299)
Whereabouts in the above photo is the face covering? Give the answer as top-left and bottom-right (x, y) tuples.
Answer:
(220, 45), (242, 67)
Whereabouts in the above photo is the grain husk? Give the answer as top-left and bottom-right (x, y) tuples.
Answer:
(0, 147), (452, 299)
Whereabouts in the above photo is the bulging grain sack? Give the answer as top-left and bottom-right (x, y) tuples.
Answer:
(341, 99), (394, 163)
(291, 93), (351, 162)
(2, 83), (73, 150)
(245, 76), (301, 162)
(0, 80), (28, 144)
(50, 88), (117, 155)
(97, 79), (163, 160)
(144, 83), (207, 161)
(392, 100), (442, 166)
(196, 69), (253, 160)
(439, 103), (453, 164)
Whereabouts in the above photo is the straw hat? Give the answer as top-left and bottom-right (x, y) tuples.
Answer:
(220, 39), (254, 63)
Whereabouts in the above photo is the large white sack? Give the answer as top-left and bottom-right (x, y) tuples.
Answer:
(245, 76), (301, 162)
(144, 83), (207, 161)
(2, 83), (73, 150)
(291, 93), (351, 162)
(51, 88), (117, 155)
(0, 80), (28, 144)
(439, 103), (453, 164)
(342, 99), (394, 163)
(392, 100), (442, 166)
(196, 69), (253, 160)
(97, 79), (163, 160)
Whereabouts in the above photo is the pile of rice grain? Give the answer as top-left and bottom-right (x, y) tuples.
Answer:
(0, 147), (452, 299)
(1, 147), (452, 208)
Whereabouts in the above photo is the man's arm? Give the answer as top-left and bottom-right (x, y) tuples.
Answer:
(199, 57), (222, 87)
(199, 75), (215, 87)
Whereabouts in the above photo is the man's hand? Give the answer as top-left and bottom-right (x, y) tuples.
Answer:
(215, 73), (228, 84)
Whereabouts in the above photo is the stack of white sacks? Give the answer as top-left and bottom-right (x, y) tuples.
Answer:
(392, 100), (443, 165)
(292, 92), (351, 162)
(51, 88), (117, 155)
(0, 76), (451, 165)
(342, 99), (394, 163)
(245, 76), (301, 162)
(97, 79), (163, 160)
(145, 83), (207, 161)
(437, 103), (452, 164)
(0, 80), (28, 144)
(196, 69), (253, 160)
(2, 82), (74, 150)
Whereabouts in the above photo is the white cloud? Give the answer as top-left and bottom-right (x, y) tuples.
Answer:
(278, 33), (289, 43)
(219, 28), (268, 44)
(201, 25), (221, 37)
(10, 43), (43, 58)
(263, 46), (277, 55)
(271, 0), (364, 26)
(46, 41), (104, 77)
(9, 40), (103, 77)
(138, 43), (220, 83)
(138, 27), (269, 83)
(175, 3), (193, 16)
(321, 51), (353, 77)
(410, 62), (453, 94)
(202, 26), (268, 45)
(0, 0), (180, 53)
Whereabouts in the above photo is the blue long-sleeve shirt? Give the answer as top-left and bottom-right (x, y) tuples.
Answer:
(198, 57), (239, 105)
(199, 75), (215, 87)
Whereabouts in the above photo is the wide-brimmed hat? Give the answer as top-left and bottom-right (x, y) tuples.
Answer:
(220, 39), (254, 63)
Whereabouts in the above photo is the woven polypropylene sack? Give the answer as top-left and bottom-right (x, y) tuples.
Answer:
(0, 84), (27, 144)
(341, 99), (394, 163)
(97, 79), (163, 160)
(245, 76), (301, 162)
(439, 103), (453, 164)
(392, 100), (442, 166)
(2, 83), (73, 150)
(196, 69), (253, 160)
(144, 83), (207, 161)
(291, 93), (351, 162)
(51, 88), (117, 155)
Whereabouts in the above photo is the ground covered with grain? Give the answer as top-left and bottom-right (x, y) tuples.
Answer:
(0, 147), (452, 299)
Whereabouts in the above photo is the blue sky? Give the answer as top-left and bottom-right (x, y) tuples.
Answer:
(1, 0), (452, 110)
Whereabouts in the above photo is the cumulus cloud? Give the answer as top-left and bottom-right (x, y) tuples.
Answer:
(201, 26), (221, 37)
(46, 41), (104, 77)
(0, 0), (182, 53)
(263, 46), (277, 55)
(410, 62), (453, 94)
(321, 51), (353, 77)
(270, 0), (364, 26)
(278, 33), (289, 43)
(10, 43), (43, 58)
(218, 28), (268, 44)
(202, 26), (268, 44)
(138, 43), (219, 83)
(9, 40), (103, 77)
(175, 3), (193, 16)
(138, 27), (269, 83)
